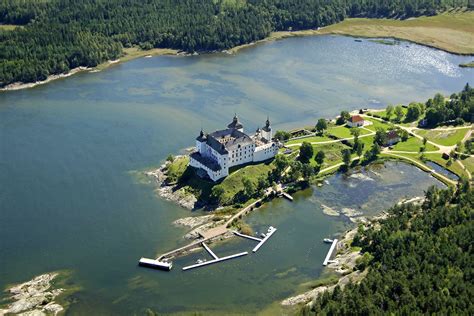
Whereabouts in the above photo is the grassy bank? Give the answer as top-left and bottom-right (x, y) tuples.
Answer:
(0, 24), (21, 31)
(459, 61), (474, 68)
(165, 156), (273, 207)
(94, 47), (179, 71)
(255, 11), (474, 55)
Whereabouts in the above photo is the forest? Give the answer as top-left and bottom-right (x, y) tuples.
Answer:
(424, 83), (474, 126)
(0, 0), (471, 87)
(303, 181), (473, 315)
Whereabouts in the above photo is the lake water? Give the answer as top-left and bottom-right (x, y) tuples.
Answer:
(0, 35), (470, 314)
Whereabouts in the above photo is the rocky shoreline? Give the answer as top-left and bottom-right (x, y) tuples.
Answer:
(281, 211), (390, 307)
(145, 156), (197, 210)
(172, 214), (231, 240)
(1, 273), (66, 315)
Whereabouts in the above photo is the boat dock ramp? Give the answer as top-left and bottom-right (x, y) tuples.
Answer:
(182, 242), (249, 271)
(140, 225), (277, 272)
(232, 226), (277, 253)
(281, 192), (294, 201)
(323, 238), (338, 266)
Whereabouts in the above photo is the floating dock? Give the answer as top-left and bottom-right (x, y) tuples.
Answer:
(323, 239), (338, 266)
(233, 231), (263, 242)
(232, 226), (277, 253)
(252, 226), (277, 253)
(281, 192), (294, 201)
(202, 242), (219, 260)
(138, 258), (173, 271)
(182, 251), (248, 271)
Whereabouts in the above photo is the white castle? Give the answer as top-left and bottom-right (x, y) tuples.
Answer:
(189, 115), (279, 181)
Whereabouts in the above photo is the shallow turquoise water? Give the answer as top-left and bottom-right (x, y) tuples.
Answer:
(0, 35), (470, 314)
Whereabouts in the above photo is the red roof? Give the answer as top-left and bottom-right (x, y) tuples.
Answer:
(349, 115), (364, 123)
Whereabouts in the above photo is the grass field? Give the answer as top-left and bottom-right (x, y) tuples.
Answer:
(364, 117), (393, 131)
(286, 135), (331, 145)
(359, 135), (375, 148)
(0, 24), (21, 31)
(415, 128), (471, 146)
(167, 156), (273, 205)
(317, 11), (474, 55)
(392, 136), (438, 152)
(310, 142), (351, 167)
(166, 156), (190, 184)
(217, 162), (273, 204)
(268, 11), (474, 55)
(369, 107), (408, 122)
(327, 125), (371, 139)
(459, 61), (474, 68)
(461, 156), (474, 174)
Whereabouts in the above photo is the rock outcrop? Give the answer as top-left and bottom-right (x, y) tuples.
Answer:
(1, 273), (65, 315)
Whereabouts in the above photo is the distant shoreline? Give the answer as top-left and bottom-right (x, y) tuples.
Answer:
(0, 48), (179, 92)
(2, 12), (472, 93)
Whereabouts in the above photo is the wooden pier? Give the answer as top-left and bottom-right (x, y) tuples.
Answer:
(323, 239), (338, 266)
(253, 226), (277, 252)
(232, 226), (277, 253)
(182, 249), (249, 271)
(232, 231), (263, 242)
(202, 242), (218, 260)
(281, 192), (294, 201)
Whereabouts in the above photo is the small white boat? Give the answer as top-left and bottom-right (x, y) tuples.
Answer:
(323, 238), (334, 243)
(261, 233), (266, 238)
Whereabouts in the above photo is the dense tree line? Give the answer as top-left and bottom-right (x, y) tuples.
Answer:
(0, 0), (469, 87)
(304, 182), (473, 315)
(424, 83), (474, 126)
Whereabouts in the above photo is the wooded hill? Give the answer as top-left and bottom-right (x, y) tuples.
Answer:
(303, 182), (473, 315)
(0, 0), (470, 87)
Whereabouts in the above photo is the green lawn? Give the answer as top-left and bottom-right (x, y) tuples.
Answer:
(327, 125), (371, 139)
(0, 24), (21, 31)
(392, 137), (438, 152)
(218, 162), (274, 205)
(310, 142), (351, 167)
(415, 128), (471, 146)
(313, 11), (474, 55)
(166, 156), (190, 184)
(165, 155), (274, 205)
(286, 135), (331, 145)
(364, 117), (393, 131)
(460, 156), (474, 175)
(359, 135), (375, 147)
(369, 107), (408, 122)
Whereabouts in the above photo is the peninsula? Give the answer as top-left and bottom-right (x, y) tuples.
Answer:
(143, 85), (472, 274)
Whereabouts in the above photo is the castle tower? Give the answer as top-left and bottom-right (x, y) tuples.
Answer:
(227, 114), (244, 132)
(261, 116), (272, 141)
(195, 129), (207, 153)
